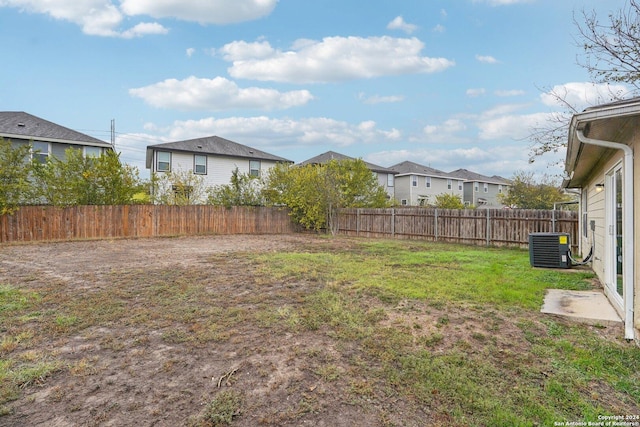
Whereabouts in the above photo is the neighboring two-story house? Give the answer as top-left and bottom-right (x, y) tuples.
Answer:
(389, 161), (464, 206)
(298, 151), (396, 200)
(145, 135), (293, 188)
(448, 169), (510, 208)
(0, 111), (113, 161)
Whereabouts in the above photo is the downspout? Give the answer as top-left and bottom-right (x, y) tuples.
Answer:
(576, 130), (635, 340)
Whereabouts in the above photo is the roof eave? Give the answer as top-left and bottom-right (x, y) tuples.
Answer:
(563, 98), (640, 188)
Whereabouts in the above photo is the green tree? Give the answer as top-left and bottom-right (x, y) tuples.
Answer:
(0, 138), (32, 214)
(263, 159), (390, 234)
(207, 168), (264, 207)
(433, 193), (465, 209)
(150, 170), (206, 205)
(31, 148), (141, 206)
(498, 171), (572, 209)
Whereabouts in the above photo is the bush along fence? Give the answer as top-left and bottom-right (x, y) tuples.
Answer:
(337, 208), (579, 251)
(0, 205), (295, 243)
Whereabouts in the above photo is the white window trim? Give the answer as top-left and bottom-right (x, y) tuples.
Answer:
(249, 160), (261, 177)
(194, 154), (207, 175)
(156, 151), (171, 172)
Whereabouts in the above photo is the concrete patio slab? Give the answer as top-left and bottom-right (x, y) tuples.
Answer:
(541, 289), (622, 326)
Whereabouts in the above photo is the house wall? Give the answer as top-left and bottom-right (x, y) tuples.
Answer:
(153, 150), (280, 188)
(376, 172), (395, 200)
(463, 182), (507, 208)
(9, 138), (110, 161)
(393, 175), (463, 206)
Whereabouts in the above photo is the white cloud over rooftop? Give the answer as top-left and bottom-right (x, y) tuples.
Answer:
(220, 36), (455, 83)
(129, 76), (314, 111)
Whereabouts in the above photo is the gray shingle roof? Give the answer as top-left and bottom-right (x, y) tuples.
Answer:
(389, 161), (455, 178)
(298, 151), (395, 173)
(0, 111), (110, 146)
(147, 136), (292, 163)
(448, 168), (510, 185)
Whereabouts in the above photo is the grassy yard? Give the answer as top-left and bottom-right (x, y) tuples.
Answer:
(1, 236), (638, 426)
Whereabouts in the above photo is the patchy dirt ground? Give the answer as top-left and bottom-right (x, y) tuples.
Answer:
(0, 234), (412, 427)
(0, 234), (631, 426)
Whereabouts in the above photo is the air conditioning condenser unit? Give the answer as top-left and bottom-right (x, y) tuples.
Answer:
(528, 232), (571, 269)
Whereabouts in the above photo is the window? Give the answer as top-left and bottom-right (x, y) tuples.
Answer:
(447, 179), (452, 190)
(157, 151), (171, 172)
(474, 182), (479, 192)
(498, 184), (503, 193)
(401, 199), (408, 206)
(194, 154), (207, 175)
(412, 176), (417, 187)
(32, 141), (49, 163)
(84, 146), (102, 157)
(426, 176), (431, 188)
(387, 173), (394, 187)
(249, 160), (261, 177)
(458, 180), (463, 191)
(483, 183), (489, 193)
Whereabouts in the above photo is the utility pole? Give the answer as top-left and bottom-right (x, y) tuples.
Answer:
(110, 119), (115, 149)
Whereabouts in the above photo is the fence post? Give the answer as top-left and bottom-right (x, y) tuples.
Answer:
(356, 208), (360, 236)
(486, 209), (490, 246)
(391, 208), (395, 238)
(434, 208), (438, 242)
(552, 209), (556, 233)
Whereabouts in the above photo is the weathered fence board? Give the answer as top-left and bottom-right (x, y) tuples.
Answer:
(0, 205), (295, 243)
(338, 208), (578, 250)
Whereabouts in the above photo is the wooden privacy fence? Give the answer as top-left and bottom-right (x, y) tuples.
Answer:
(337, 208), (579, 250)
(0, 205), (295, 243)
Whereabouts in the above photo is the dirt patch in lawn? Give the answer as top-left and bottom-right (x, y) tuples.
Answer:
(0, 234), (632, 426)
(0, 234), (393, 426)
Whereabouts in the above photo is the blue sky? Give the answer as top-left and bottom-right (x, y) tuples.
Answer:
(1, 0), (630, 179)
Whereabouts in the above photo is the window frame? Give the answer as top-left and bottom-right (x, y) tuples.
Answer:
(483, 183), (489, 193)
(31, 141), (49, 164)
(249, 160), (261, 177)
(84, 146), (102, 158)
(426, 176), (431, 188)
(156, 151), (171, 172)
(447, 179), (452, 190)
(458, 180), (463, 191)
(411, 176), (417, 187)
(387, 173), (394, 187)
(194, 154), (207, 175)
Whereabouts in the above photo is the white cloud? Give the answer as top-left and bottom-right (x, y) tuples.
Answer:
(539, 82), (629, 112)
(220, 36), (455, 84)
(477, 111), (552, 140)
(147, 116), (402, 149)
(186, 48), (196, 58)
(217, 40), (275, 61)
(129, 76), (314, 111)
(423, 119), (467, 136)
(466, 88), (486, 97)
(358, 93), (404, 105)
(0, 0), (275, 37)
(387, 16), (418, 34)
(432, 24), (445, 33)
(120, 0), (277, 24)
(120, 22), (169, 38)
(476, 54), (499, 64)
(495, 89), (525, 97)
